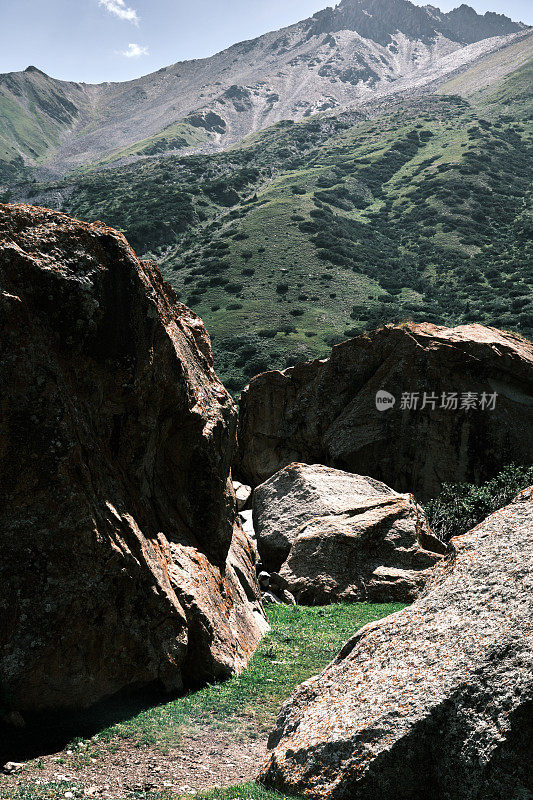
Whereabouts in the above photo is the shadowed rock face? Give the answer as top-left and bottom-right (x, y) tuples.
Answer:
(0, 204), (267, 716)
(237, 323), (533, 499)
(260, 488), (533, 800)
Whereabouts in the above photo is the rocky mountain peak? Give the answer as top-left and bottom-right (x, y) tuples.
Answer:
(307, 0), (525, 44)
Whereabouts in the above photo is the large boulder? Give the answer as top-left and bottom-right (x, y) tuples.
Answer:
(253, 463), (395, 572)
(0, 204), (267, 718)
(254, 463), (444, 601)
(237, 323), (533, 499)
(260, 489), (533, 800)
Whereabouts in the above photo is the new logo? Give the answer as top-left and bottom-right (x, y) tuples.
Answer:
(375, 390), (396, 411)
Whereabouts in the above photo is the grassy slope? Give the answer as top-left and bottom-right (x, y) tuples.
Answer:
(9, 56), (532, 392)
(0, 603), (401, 800)
(0, 72), (85, 182)
(80, 121), (217, 171)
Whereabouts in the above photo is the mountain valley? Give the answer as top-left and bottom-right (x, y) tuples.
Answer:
(1, 0), (531, 392)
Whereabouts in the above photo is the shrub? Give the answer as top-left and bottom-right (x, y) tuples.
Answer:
(225, 282), (244, 294)
(225, 376), (243, 392)
(425, 464), (533, 542)
(243, 355), (271, 378)
(323, 332), (345, 347)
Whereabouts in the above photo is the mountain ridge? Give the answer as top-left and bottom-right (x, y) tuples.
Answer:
(9, 33), (528, 394)
(0, 0), (528, 179)
(307, 0), (526, 44)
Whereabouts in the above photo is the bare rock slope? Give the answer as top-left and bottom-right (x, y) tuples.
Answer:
(260, 488), (533, 800)
(237, 323), (533, 499)
(0, 204), (267, 717)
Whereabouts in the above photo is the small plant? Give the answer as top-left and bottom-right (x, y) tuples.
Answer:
(425, 464), (533, 542)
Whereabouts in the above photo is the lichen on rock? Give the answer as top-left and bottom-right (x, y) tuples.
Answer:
(0, 204), (267, 717)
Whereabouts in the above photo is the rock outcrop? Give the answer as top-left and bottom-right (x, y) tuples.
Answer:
(254, 463), (444, 602)
(237, 323), (533, 499)
(260, 488), (533, 800)
(0, 204), (267, 717)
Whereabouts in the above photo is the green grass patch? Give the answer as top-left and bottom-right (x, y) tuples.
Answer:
(0, 604), (401, 800)
(0, 780), (298, 800)
(87, 603), (402, 749)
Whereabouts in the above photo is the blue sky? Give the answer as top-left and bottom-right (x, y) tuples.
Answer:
(0, 0), (530, 84)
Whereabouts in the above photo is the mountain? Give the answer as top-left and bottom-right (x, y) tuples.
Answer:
(1, 1), (531, 393)
(0, 0), (528, 177)
(307, 0), (525, 43)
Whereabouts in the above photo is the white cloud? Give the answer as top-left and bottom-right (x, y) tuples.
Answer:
(98, 0), (139, 25)
(119, 42), (149, 58)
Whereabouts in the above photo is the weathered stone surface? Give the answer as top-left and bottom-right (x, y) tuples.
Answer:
(240, 509), (255, 540)
(253, 463), (398, 572)
(262, 591), (283, 606)
(252, 463), (444, 598)
(276, 498), (445, 604)
(260, 489), (533, 800)
(0, 204), (267, 717)
(233, 480), (252, 511)
(237, 324), (533, 499)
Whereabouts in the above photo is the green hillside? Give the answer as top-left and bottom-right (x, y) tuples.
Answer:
(9, 57), (532, 392)
(0, 68), (89, 183)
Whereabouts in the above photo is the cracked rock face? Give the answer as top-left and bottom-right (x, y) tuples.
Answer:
(237, 323), (533, 499)
(260, 488), (533, 800)
(0, 204), (267, 717)
(254, 463), (444, 602)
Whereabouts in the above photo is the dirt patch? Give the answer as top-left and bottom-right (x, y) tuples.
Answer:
(1, 728), (267, 798)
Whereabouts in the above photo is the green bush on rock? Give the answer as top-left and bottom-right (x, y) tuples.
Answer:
(425, 464), (533, 542)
